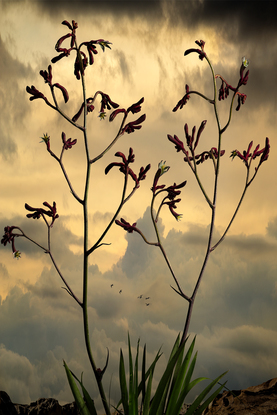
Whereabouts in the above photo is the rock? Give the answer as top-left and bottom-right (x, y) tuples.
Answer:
(2, 378), (277, 415)
(0, 393), (79, 415)
(202, 377), (277, 415)
(0, 391), (18, 415)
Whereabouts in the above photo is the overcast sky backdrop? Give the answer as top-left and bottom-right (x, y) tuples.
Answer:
(0, 0), (277, 412)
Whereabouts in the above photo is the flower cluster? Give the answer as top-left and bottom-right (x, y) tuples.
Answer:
(62, 132), (77, 150)
(231, 137), (270, 171)
(172, 85), (190, 112)
(151, 161), (187, 221)
(168, 120), (224, 166)
(72, 93), (119, 123)
(26, 65), (69, 105)
(1, 226), (22, 259)
(109, 98), (146, 134)
(105, 148), (150, 188)
(115, 218), (139, 234)
(25, 201), (59, 227)
(51, 20), (111, 80)
(217, 56), (249, 111)
(184, 39), (206, 61)
(40, 132), (77, 153)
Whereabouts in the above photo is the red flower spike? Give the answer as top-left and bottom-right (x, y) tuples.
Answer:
(55, 33), (72, 52)
(127, 97), (144, 114)
(83, 41), (98, 65)
(109, 108), (127, 122)
(100, 93), (119, 112)
(1, 226), (22, 257)
(164, 199), (183, 221)
(194, 120), (207, 150)
(258, 137), (270, 165)
(236, 92), (247, 111)
(151, 161), (170, 194)
(184, 40), (206, 60)
(53, 83), (69, 103)
(115, 218), (139, 233)
(121, 114), (146, 134)
(166, 181), (187, 200)
(138, 164), (151, 182)
(51, 51), (71, 64)
(167, 134), (186, 153)
(173, 84), (190, 112)
(61, 132), (77, 150)
(26, 86), (50, 105)
(40, 65), (52, 85)
(74, 51), (88, 80)
(184, 148), (225, 165)
(184, 39), (206, 61)
(231, 138), (270, 170)
(105, 148), (139, 186)
(25, 202), (59, 227)
(62, 20), (73, 30)
(72, 103), (85, 122)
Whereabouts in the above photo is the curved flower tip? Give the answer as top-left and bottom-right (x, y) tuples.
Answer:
(109, 108), (127, 122)
(53, 83), (69, 103)
(184, 40), (206, 61)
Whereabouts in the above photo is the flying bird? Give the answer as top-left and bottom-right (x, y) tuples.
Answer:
(145, 297), (150, 300)
(119, 290), (122, 294)
(146, 303), (150, 306)
(111, 284), (114, 287)
(137, 295), (143, 299)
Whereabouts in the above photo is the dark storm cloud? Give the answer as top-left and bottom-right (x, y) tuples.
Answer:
(10, 0), (275, 112)
(28, 0), (277, 39)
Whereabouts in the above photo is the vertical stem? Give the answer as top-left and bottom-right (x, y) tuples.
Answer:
(180, 56), (222, 346)
(77, 45), (111, 415)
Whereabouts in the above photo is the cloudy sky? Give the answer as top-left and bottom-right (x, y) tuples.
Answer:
(0, 0), (277, 412)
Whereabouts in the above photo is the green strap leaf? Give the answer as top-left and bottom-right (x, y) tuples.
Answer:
(63, 360), (91, 415)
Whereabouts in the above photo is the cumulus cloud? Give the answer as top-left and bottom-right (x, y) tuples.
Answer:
(0, 1), (276, 411)
(1, 207), (277, 409)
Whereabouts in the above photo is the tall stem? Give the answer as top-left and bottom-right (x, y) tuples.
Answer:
(77, 45), (111, 415)
(180, 56), (222, 346)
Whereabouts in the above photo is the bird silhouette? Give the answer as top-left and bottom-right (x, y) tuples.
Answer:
(119, 290), (122, 294)
(145, 296), (150, 300)
(111, 284), (114, 287)
(137, 295), (143, 299)
(146, 303), (150, 306)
